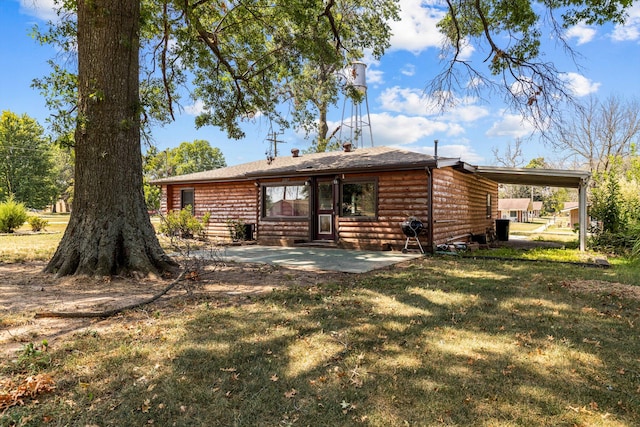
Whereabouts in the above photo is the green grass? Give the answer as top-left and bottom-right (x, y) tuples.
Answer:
(2, 256), (640, 426)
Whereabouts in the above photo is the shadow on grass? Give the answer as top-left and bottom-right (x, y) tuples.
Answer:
(3, 257), (639, 426)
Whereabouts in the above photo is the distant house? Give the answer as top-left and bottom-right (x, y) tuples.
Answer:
(562, 201), (580, 227)
(498, 198), (534, 222)
(153, 146), (499, 252)
(531, 201), (543, 218)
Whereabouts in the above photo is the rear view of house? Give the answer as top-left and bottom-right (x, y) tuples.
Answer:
(153, 146), (499, 252)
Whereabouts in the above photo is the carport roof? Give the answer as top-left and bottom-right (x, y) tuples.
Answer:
(473, 166), (590, 188)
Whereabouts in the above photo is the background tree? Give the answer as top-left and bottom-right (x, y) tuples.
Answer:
(0, 111), (57, 209)
(547, 95), (640, 175)
(44, 0), (175, 276)
(143, 140), (226, 210)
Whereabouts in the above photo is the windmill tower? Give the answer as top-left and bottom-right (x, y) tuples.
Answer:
(339, 61), (374, 148)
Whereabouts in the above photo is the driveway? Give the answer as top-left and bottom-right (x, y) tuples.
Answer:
(209, 245), (424, 273)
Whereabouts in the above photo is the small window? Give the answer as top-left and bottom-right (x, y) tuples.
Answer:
(181, 189), (194, 213)
(263, 184), (310, 218)
(341, 181), (376, 218)
(486, 193), (492, 218)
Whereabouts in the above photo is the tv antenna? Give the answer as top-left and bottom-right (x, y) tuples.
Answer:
(265, 127), (285, 164)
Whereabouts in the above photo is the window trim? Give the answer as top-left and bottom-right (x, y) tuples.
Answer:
(261, 182), (311, 220)
(339, 178), (378, 221)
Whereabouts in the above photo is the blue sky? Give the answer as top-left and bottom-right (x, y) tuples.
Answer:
(1, 0), (639, 167)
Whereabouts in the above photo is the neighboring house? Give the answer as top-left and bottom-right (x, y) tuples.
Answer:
(498, 198), (534, 222)
(152, 146), (499, 252)
(530, 201), (543, 218)
(562, 201), (580, 227)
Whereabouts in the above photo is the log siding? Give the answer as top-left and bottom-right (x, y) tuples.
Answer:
(159, 160), (499, 251)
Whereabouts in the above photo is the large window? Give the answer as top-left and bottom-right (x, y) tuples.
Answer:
(263, 184), (309, 218)
(181, 188), (194, 213)
(486, 193), (492, 218)
(341, 181), (376, 218)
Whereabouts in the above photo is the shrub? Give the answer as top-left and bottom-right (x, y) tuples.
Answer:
(159, 206), (209, 239)
(27, 215), (49, 232)
(226, 218), (247, 241)
(0, 196), (28, 233)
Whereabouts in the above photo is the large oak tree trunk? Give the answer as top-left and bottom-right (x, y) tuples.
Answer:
(45, 0), (176, 277)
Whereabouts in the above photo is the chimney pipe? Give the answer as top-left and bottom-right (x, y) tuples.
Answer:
(434, 139), (439, 160)
(291, 148), (300, 158)
(343, 142), (353, 152)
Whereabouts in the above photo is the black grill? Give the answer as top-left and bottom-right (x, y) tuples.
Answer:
(401, 217), (424, 254)
(401, 218), (423, 237)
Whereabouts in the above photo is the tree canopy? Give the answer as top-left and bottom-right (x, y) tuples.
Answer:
(37, 0), (399, 145)
(433, 0), (635, 129)
(0, 111), (58, 209)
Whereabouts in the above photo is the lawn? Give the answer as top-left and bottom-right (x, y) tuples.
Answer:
(2, 250), (639, 426)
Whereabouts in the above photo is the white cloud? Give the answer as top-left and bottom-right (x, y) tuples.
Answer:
(565, 23), (597, 45)
(19, 0), (59, 21)
(366, 68), (385, 86)
(379, 87), (434, 115)
(378, 87), (489, 123)
(406, 141), (485, 164)
(389, 0), (446, 54)
(486, 112), (535, 139)
(611, 4), (640, 42)
(401, 64), (416, 76)
(184, 100), (207, 116)
(366, 112), (464, 145)
(559, 72), (601, 97)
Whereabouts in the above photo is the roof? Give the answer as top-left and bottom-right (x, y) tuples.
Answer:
(563, 201), (579, 211)
(532, 201), (543, 211)
(150, 145), (591, 189)
(498, 198), (534, 211)
(151, 146), (441, 184)
(474, 166), (590, 188)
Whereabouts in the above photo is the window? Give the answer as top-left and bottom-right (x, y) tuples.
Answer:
(486, 193), (492, 218)
(263, 184), (309, 218)
(181, 189), (194, 213)
(341, 181), (376, 218)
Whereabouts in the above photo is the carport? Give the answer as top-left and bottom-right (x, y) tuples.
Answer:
(474, 166), (591, 251)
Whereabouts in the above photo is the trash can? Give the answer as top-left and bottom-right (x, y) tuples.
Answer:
(243, 223), (254, 241)
(495, 219), (510, 241)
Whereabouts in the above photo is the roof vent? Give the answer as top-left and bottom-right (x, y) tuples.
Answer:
(291, 148), (300, 158)
(343, 142), (353, 152)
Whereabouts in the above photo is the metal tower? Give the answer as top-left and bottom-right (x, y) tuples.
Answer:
(339, 61), (374, 148)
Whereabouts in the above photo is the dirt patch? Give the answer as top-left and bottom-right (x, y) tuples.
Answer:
(562, 279), (640, 301)
(0, 261), (348, 358)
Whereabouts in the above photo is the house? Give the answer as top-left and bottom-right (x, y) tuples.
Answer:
(562, 201), (580, 227)
(152, 146), (499, 252)
(497, 198), (534, 222)
(531, 201), (543, 218)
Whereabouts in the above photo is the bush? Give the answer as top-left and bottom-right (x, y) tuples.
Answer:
(0, 196), (28, 233)
(27, 216), (49, 232)
(159, 206), (210, 239)
(226, 218), (247, 241)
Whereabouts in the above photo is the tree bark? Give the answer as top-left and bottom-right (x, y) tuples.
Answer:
(45, 0), (176, 277)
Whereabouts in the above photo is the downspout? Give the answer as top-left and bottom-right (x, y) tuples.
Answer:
(426, 166), (434, 253)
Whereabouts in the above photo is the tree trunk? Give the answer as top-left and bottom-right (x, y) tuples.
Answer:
(45, 0), (176, 277)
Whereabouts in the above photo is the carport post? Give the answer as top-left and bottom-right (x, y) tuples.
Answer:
(579, 178), (588, 251)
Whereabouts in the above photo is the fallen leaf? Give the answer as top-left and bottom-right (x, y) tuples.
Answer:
(284, 388), (297, 399)
(270, 374), (279, 382)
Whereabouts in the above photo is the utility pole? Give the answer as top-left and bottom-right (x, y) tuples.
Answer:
(265, 129), (285, 164)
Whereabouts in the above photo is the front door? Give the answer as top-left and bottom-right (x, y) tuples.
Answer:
(314, 180), (335, 240)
